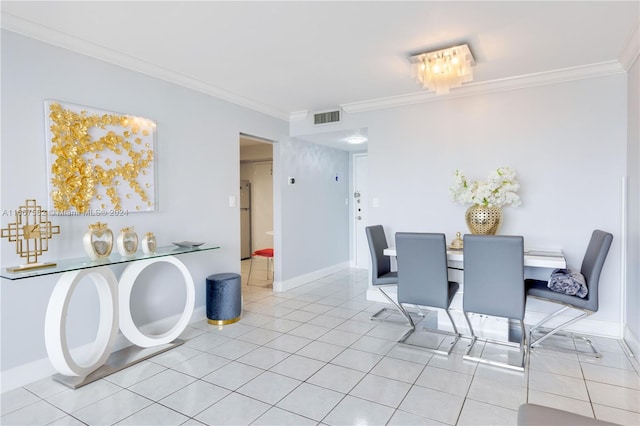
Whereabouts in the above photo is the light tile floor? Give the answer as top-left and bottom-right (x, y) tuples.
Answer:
(2, 268), (639, 425)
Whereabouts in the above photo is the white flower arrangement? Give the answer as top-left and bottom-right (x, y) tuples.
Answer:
(449, 167), (521, 207)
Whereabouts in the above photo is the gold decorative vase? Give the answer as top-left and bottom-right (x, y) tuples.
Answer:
(117, 227), (138, 257)
(465, 205), (503, 235)
(83, 222), (113, 259)
(141, 232), (156, 254)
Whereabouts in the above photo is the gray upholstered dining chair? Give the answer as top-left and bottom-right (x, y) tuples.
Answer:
(366, 225), (421, 326)
(462, 234), (527, 371)
(394, 232), (467, 355)
(526, 229), (613, 357)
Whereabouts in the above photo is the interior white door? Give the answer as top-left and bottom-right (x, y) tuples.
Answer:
(354, 154), (369, 268)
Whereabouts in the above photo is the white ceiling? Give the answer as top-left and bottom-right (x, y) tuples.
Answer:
(1, 1), (638, 152)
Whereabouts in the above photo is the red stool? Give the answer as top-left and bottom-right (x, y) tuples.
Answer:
(247, 248), (274, 284)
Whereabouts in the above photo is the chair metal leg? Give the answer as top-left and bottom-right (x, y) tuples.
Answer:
(529, 306), (599, 357)
(529, 305), (572, 335)
(462, 313), (527, 372)
(531, 310), (588, 346)
(265, 257), (269, 279)
(370, 306), (391, 319)
(445, 309), (459, 336)
(369, 287), (413, 326)
(270, 257), (274, 280)
(464, 311), (475, 337)
(266, 257), (271, 280)
(247, 257), (254, 285)
(396, 302), (415, 329)
(398, 307), (461, 356)
(371, 304), (425, 319)
(247, 256), (273, 286)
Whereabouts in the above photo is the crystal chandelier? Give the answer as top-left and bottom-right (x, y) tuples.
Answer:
(410, 44), (475, 95)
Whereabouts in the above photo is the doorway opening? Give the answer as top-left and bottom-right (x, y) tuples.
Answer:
(239, 134), (274, 287)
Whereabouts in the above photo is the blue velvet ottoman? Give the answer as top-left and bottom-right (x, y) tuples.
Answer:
(206, 273), (241, 325)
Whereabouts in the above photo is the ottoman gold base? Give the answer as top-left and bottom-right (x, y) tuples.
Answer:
(207, 316), (240, 326)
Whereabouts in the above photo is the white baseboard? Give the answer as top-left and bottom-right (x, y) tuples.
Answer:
(624, 324), (640, 360)
(0, 357), (56, 394)
(1, 305), (207, 393)
(366, 287), (622, 339)
(273, 262), (351, 292)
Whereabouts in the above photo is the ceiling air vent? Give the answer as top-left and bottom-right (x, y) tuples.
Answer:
(314, 110), (341, 125)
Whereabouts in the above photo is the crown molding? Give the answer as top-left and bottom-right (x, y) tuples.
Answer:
(1, 12), (290, 121)
(619, 20), (639, 71)
(289, 110), (309, 121)
(341, 61), (626, 114)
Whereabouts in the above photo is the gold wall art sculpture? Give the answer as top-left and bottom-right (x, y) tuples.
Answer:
(45, 100), (157, 215)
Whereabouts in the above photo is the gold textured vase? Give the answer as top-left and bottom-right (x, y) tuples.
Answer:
(465, 204), (503, 235)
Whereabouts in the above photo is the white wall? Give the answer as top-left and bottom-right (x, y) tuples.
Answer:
(293, 74), (628, 337)
(277, 138), (350, 284)
(625, 54), (640, 355)
(0, 31), (288, 390)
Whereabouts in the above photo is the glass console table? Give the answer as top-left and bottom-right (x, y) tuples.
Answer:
(1, 244), (220, 280)
(2, 244), (220, 389)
